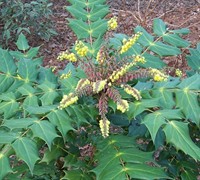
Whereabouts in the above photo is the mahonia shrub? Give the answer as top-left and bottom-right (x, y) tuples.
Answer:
(0, 0), (199, 179)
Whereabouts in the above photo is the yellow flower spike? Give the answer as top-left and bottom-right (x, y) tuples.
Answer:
(99, 119), (110, 138)
(134, 55), (146, 64)
(117, 99), (129, 113)
(120, 32), (142, 54)
(108, 16), (118, 30)
(60, 71), (71, 79)
(75, 79), (91, 91)
(75, 41), (89, 57)
(150, 68), (168, 82)
(57, 51), (77, 62)
(96, 49), (106, 65)
(58, 93), (78, 109)
(175, 69), (182, 77)
(93, 80), (107, 93)
(123, 85), (142, 100)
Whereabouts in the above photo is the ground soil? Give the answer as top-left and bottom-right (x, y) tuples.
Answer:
(26, 0), (200, 72)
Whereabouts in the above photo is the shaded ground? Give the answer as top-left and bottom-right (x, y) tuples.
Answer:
(33, 0), (200, 72)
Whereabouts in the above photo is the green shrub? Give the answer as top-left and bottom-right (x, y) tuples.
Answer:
(0, 0), (199, 179)
(0, 0), (57, 46)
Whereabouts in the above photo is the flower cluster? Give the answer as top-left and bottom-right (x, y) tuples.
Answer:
(120, 32), (142, 54)
(59, 93), (78, 109)
(122, 84), (141, 100)
(57, 51), (77, 62)
(92, 80), (107, 93)
(75, 41), (89, 57)
(175, 69), (182, 77)
(149, 68), (168, 82)
(109, 62), (135, 83)
(96, 48), (106, 64)
(134, 55), (146, 64)
(117, 99), (129, 113)
(99, 118), (110, 138)
(107, 16), (118, 30)
(60, 71), (71, 79)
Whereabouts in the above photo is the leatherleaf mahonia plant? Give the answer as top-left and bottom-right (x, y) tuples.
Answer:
(0, 0), (199, 180)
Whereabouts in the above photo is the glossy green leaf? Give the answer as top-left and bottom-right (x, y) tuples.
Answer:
(0, 49), (17, 74)
(142, 109), (183, 143)
(0, 92), (19, 119)
(186, 44), (200, 70)
(41, 141), (65, 164)
(0, 155), (12, 179)
(26, 105), (57, 115)
(12, 137), (39, 174)
(18, 59), (38, 82)
(16, 33), (30, 51)
(0, 131), (17, 144)
(30, 120), (59, 149)
(169, 28), (190, 34)
(38, 81), (59, 105)
(135, 26), (154, 46)
(90, 19), (107, 38)
(2, 118), (37, 130)
(149, 42), (181, 56)
(175, 89), (200, 125)
(90, 5), (109, 21)
(0, 75), (15, 93)
(62, 170), (93, 180)
(163, 121), (200, 161)
(127, 98), (160, 119)
(47, 109), (74, 139)
(153, 18), (166, 36)
(163, 33), (190, 47)
(66, 5), (87, 21)
(25, 47), (40, 58)
(18, 84), (36, 95)
(92, 135), (169, 180)
(68, 19), (89, 39)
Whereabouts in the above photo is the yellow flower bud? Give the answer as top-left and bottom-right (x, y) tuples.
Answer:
(99, 119), (110, 138)
(117, 99), (129, 113)
(108, 17), (118, 30)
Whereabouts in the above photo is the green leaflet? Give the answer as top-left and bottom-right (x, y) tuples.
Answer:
(47, 109), (74, 139)
(163, 121), (200, 161)
(186, 43), (200, 71)
(12, 137), (40, 174)
(62, 170), (93, 180)
(30, 120), (59, 150)
(17, 59), (38, 83)
(92, 135), (169, 180)
(16, 33), (30, 51)
(163, 34), (190, 47)
(25, 105), (57, 115)
(0, 75), (15, 94)
(127, 98), (160, 119)
(0, 131), (17, 144)
(2, 118), (38, 130)
(0, 92), (19, 119)
(153, 18), (166, 36)
(38, 80), (59, 105)
(0, 155), (12, 180)
(0, 48), (17, 75)
(41, 141), (65, 164)
(142, 109), (183, 143)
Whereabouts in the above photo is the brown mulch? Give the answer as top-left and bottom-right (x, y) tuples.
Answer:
(31, 0), (200, 72)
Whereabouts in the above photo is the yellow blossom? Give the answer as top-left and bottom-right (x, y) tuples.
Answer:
(108, 17), (118, 30)
(117, 99), (129, 113)
(60, 71), (71, 79)
(75, 79), (91, 91)
(109, 62), (135, 83)
(150, 68), (168, 82)
(75, 41), (89, 57)
(59, 93), (78, 109)
(96, 49), (106, 64)
(134, 55), (146, 64)
(93, 80), (107, 93)
(122, 85), (142, 100)
(99, 119), (110, 138)
(175, 69), (182, 77)
(57, 51), (77, 62)
(120, 32), (142, 54)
